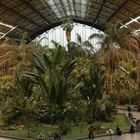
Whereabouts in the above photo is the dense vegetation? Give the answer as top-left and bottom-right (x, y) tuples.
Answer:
(0, 23), (139, 139)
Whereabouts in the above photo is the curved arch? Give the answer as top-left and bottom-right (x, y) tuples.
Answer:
(31, 19), (105, 40)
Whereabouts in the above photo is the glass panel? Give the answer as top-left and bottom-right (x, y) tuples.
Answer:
(36, 23), (103, 51)
(46, 0), (63, 18)
(81, 12), (86, 17)
(46, 0), (54, 5)
(75, 0), (81, 3)
(67, 11), (71, 16)
(81, 0), (88, 5)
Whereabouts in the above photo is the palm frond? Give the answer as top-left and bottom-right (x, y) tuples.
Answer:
(52, 45), (64, 66)
(77, 33), (82, 44)
(88, 33), (104, 40)
(33, 53), (47, 73)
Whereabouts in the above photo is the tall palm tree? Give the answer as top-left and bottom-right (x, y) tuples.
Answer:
(62, 18), (74, 44)
(94, 22), (139, 94)
(68, 33), (95, 58)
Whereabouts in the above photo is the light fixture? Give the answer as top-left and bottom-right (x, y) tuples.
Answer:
(120, 16), (140, 28)
(125, 16), (140, 26)
(0, 21), (15, 29)
(0, 26), (17, 40)
(132, 28), (140, 35)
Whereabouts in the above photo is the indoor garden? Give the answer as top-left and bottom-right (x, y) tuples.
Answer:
(0, 0), (140, 140)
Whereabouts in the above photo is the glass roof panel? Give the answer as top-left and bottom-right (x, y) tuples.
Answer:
(1, 0), (139, 39)
(81, 0), (88, 5)
(62, 1), (69, 7)
(75, 0), (81, 3)
(36, 23), (103, 50)
(45, 0), (63, 18)
(47, 0), (54, 5)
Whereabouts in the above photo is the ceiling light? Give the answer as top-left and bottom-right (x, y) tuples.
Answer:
(0, 21), (15, 28)
(121, 16), (140, 28)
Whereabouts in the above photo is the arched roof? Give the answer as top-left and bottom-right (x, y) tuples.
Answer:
(0, 0), (140, 39)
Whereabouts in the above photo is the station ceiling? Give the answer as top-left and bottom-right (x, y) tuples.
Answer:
(0, 0), (140, 39)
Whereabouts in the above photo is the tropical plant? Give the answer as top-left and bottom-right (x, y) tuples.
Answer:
(0, 33), (44, 72)
(62, 18), (74, 43)
(95, 95), (115, 121)
(68, 33), (95, 58)
(0, 70), (40, 135)
(94, 22), (139, 94)
(80, 60), (105, 123)
(21, 45), (83, 123)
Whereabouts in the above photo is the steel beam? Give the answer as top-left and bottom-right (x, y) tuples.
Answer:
(107, 0), (129, 21)
(94, 0), (107, 24)
(21, 0), (51, 25)
(0, 2), (41, 27)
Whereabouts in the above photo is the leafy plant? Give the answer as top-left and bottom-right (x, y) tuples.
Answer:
(20, 45), (83, 123)
(80, 60), (105, 123)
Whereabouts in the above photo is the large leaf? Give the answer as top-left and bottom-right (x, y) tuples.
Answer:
(52, 45), (64, 66)
(69, 82), (84, 94)
(63, 59), (76, 76)
(88, 33), (104, 40)
(43, 53), (52, 68)
(33, 53), (47, 73)
(38, 74), (48, 95)
(77, 33), (82, 45)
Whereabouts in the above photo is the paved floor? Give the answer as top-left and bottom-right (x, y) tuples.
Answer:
(85, 132), (140, 140)
(118, 109), (140, 120)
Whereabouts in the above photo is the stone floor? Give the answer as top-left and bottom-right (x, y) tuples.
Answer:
(95, 133), (140, 140)
(85, 132), (140, 140)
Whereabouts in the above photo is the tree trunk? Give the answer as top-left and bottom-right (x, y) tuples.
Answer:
(106, 72), (112, 94)
(66, 30), (71, 43)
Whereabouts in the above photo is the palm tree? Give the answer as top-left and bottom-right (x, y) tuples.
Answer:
(68, 33), (95, 58)
(62, 18), (74, 43)
(94, 22), (139, 94)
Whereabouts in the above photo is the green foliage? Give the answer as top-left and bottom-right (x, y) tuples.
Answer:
(2, 96), (21, 126)
(58, 121), (72, 135)
(80, 60), (106, 122)
(95, 96), (116, 121)
(0, 25), (138, 135)
(68, 33), (95, 58)
(0, 71), (39, 127)
(19, 45), (83, 124)
(62, 18), (74, 31)
(80, 61), (105, 102)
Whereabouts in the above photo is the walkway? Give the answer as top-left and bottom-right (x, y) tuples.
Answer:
(118, 109), (140, 120)
(85, 132), (140, 140)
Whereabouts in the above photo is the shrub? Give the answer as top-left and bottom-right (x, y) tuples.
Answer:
(58, 121), (72, 135)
